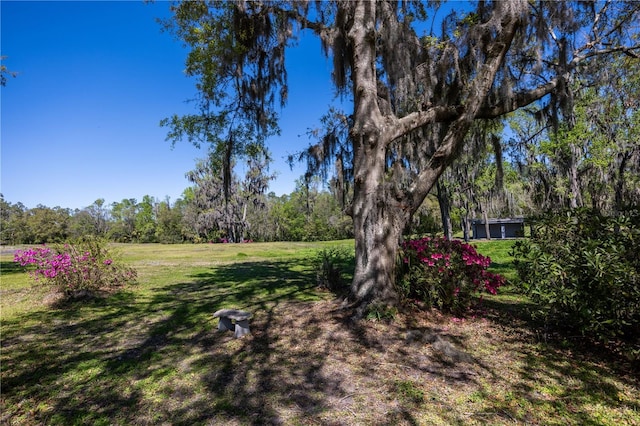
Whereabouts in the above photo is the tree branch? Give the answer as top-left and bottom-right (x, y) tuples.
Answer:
(573, 45), (640, 63)
(389, 106), (462, 141)
(277, 7), (338, 49)
(477, 40), (640, 119)
(403, 14), (522, 211)
(476, 79), (559, 118)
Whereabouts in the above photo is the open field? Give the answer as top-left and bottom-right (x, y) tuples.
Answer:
(1, 241), (638, 425)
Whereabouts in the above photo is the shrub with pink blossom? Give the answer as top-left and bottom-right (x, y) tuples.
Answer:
(14, 237), (137, 298)
(397, 236), (505, 315)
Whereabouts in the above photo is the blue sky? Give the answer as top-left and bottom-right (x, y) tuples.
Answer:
(1, 1), (342, 210)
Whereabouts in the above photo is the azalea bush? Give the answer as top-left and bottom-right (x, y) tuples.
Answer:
(397, 236), (505, 315)
(14, 237), (137, 298)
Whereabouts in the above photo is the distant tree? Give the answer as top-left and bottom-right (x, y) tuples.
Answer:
(186, 147), (273, 242)
(311, 190), (353, 240)
(187, 153), (238, 242)
(24, 205), (70, 244)
(0, 195), (11, 243)
(68, 199), (111, 239)
(434, 124), (504, 241)
(68, 210), (98, 239)
(571, 56), (640, 211)
(85, 199), (111, 237)
(506, 110), (555, 211)
(238, 145), (275, 240)
(156, 197), (185, 243)
(164, 1), (640, 311)
(507, 53), (640, 213)
(299, 179), (353, 241)
(251, 178), (353, 242)
(135, 195), (158, 243)
(436, 126), (530, 241)
(178, 187), (201, 242)
(109, 199), (138, 242)
(243, 191), (277, 241)
(259, 193), (298, 241)
(0, 195), (28, 244)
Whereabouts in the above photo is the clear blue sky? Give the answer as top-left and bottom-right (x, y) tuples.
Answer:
(1, 1), (343, 210)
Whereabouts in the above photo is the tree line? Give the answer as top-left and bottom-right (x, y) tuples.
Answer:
(0, 182), (353, 245)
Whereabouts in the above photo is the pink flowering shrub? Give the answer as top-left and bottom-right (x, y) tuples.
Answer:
(397, 236), (505, 315)
(14, 237), (137, 298)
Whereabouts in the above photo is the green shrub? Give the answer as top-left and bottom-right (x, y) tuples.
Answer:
(312, 247), (352, 293)
(397, 237), (505, 315)
(511, 208), (640, 347)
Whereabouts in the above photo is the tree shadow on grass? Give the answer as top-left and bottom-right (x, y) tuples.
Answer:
(0, 259), (343, 425)
(472, 292), (640, 424)
(1, 256), (490, 425)
(1, 290), (145, 424)
(137, 260), (348, 424)
(482, 288), (639, 374)
(0, 260), (25, 275)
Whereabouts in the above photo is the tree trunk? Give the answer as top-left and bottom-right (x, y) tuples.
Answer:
(349, 130), (410, 313)
(350, 189), (406, 314)
(614, 151), (630, 211)
(482, 204), (491, 240)
(462, 214), (470, 242)
(241, 203), (247, 242)
(437, 180), (453, 240)
(569, 143), (583, 209)
(347, 1), (406, 313)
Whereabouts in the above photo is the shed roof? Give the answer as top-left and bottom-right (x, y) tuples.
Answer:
(471, 217), (525, 225)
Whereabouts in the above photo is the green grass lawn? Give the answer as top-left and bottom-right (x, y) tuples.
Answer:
(1, 240), (638, 425)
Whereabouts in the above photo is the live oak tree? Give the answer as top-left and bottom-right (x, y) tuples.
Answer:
(554, 56), (640, 212)
(186, 148), (274, 242)
(163, 0), (640, 312)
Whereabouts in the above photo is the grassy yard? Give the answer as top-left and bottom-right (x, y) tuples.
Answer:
(1, 240), (638, 425)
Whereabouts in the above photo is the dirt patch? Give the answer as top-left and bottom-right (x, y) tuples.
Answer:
(193, 299), (588, 425)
